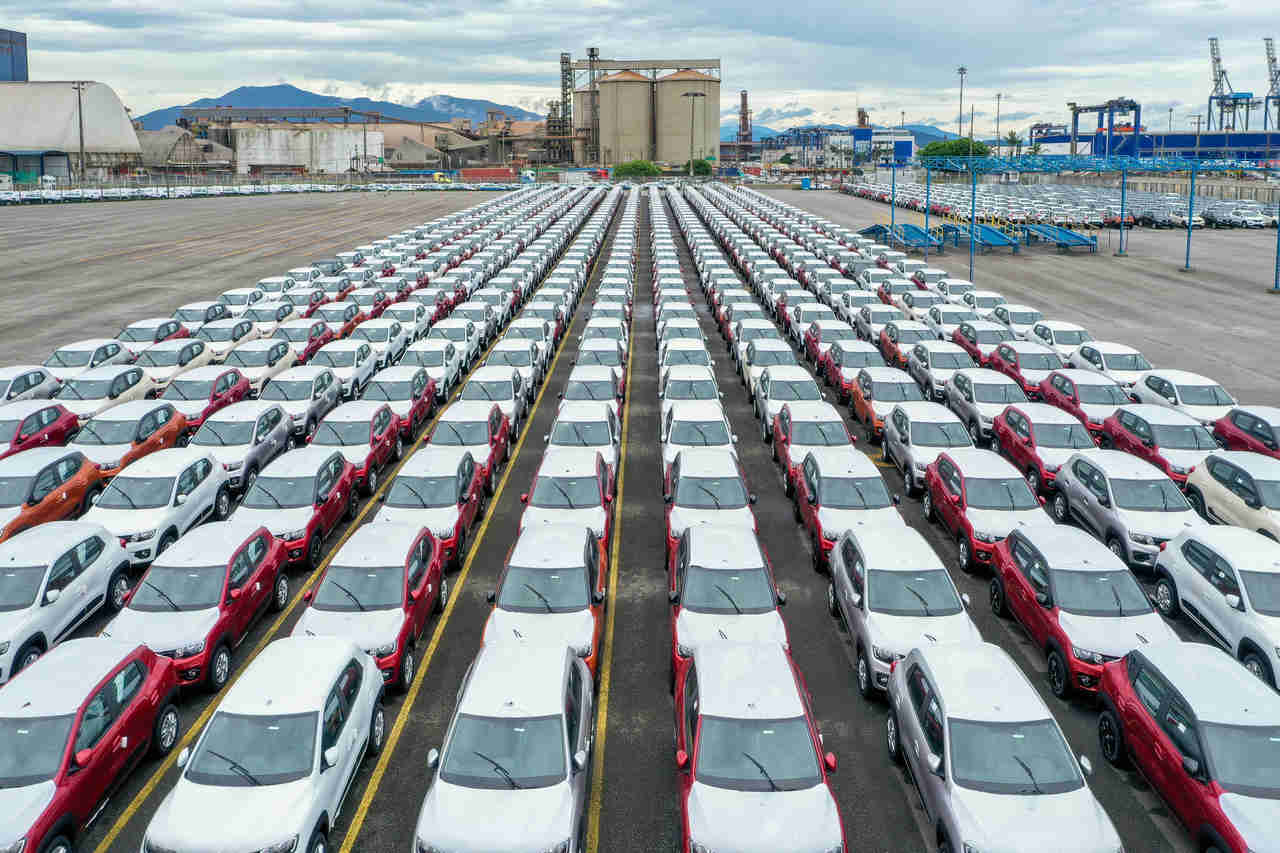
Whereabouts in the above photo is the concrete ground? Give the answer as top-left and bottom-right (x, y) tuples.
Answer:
(763, 189), (1280, 402)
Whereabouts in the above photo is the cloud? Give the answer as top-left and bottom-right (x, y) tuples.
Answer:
(1001, 111), (1036, 121)
(756, 105), (815, 122)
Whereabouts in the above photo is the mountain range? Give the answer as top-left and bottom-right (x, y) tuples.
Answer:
(135, 84), (543, 131)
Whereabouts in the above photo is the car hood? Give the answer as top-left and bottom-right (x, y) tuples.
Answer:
(239, 365), (272, 385)
(675, 609), (787, 653)
(104, 606), (219, 652)
(1220, 793), (1280, 853)
(817, 506), (906, 536)
(293, 605), (403, 652)
(147, 778), (317, 853)
(1161, 447), (1212, 470)
(141, 365), (181, 383)
(951, 785), (1119, 853)
(328, 365), (358, 381)
(46, 366), (88, 382)
(1056, 610), (1179, 659)
(1178, 403), (1234, 425)
(966, 507), (1054, 539)
(871, 400), (897, 419)
(73, 442), (133, 466)
(1077, 403), (1120, 423)
(0, 781), (55, 844)
(520, 505), (606, 536)
(377, 504), (459, 536)
(973, 401), (1007, 420)
(1036, 447), (1076, 469)
(685, 781), (842, 853)
(1115, 509), (1202, 540)
(169, 399), (209, 420)
(668, 506), (755, 538)
(0, 506), (20, 532)
(277, 399), (311, 419)
(664, 442), (736, 468)
(82, 506), (170, 537)
(869, 611), (981, 657)
(415, 778), (576, 853)
(204, 340), (237, 358)
(1103, 369), (1142, 386)
(483, 607), (595, 652)
(60, 398), (109, 418)
(202, 444), (252, 467)
(385, 399), (414, 420)
(1020, 368), (1051, 385)
(231, 505), (314, 538)
(333, 445), (372, 467)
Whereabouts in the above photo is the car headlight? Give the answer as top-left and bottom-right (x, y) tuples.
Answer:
(98, 459), (123, 470)
(369, 642), (396, 658)
(177, 639), (206, 658)
(590, 526), (605, 539)
(571, 641), (593, 657)
(254, 837), (298, 853)
(822, 530), (838, 543)
(1129, 532), (1155, 546)
(0, 836), (25, 853)
(872, 644), (898, 663)
(972, 530), (999, 543)
(432, 527), (456, 540)
(281, 528), (308, 541)
(225, 460), (243, 471)
(1072, 645), (1105, 665)
(122, 529), (158, 543)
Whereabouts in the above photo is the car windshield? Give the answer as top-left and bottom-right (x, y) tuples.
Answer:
(174, 309), (209, 322)
(508, 328), (543, 341)
(977, 330), (1014, 345)
(873, 382), (926, 403)
(462, 381), (513, 402)
(130, 564), (225, 612)
(1197, 723), (1280, 798)
(0, 714), (74, 786)
(1150, 423), (1217, 450)
(187, 711), (317, 786)
(821, 328), (854, 343)
(963, 476), (1039, 510)
(675, 475), (748, 509)
(274, 327), (313, 343)
(1076, 383), (1129, 405)
(0, 475), (34, 507)
(769, 380), (821, 402)
(930, 353), (973, 369)
(192, 419), (254, 447)
(1104, 352), (1151, 371)
(752, 350), (796, 368)
(551, 420), (612, 447)
(405, 349), (444, 367)
(974, 382), (1028, 405)
(227, 349), (272, 367)
(313, 565), (403, 611)
(431, 421), (487, 446)
(246, 308), (282, 323)
(695, 715), (820, 792)
(1008, 312), (1041, 325)
(972, 296), (1003, 308)
(98, 476), (174, 510)
(867, 569), (963, 616)
(119, 326), (158, 342)
(579, 350), (621, 367)
(530, 475), (599, 509)
(75, 418), (138, 445)
(498, 565), (589, 612)
(242, 475), (314, 509)
(44, 348), (93, 368)
(868, 310), (896, 324)
(490, 350), (531, 367)
(681, 565), (776, 614)
(818, 476), (891, 509)
(1178, 384), (1233, 406)
(1050, 569), (1152, 617)
(1033, 423), (1095, 449)
(1240, 570), (1280, 616)
(431, 326), (467, 343)
(1110, 478), (1189, 512)
(312, 350), (354, 368)
(791, 421), (848, 446)
(0, 565), (45, 611)
(165, 378), (215, 402)
(944, 284), (973, 295)
(668, 420), (730, 447)
(910, 421), (971, 448)
(950, 718), (1083, 795)
(352, 327), (389, 343)
(664, 350), (710, 367)
(57, 378), (112, 400)
(440, 713), (566, 789)
(312, 420), (370, 447)
(940, 310), (976, 324)
(1018, 353), (1062, 371)
(387, 475), (456, 509)
(262, 380), (312, 401)
(897, 329), (931, 345)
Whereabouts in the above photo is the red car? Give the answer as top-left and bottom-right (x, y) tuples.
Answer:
(414, 289), (454, 324)
(987, 341), (1064, 400)
(315, 301), (366, 340)
(427, 401), (510, 496)
(991, 402), (1098, 494)
(383, 275), (414, 303)
(378, 447), (482, 570)
(793, 446), (899, 571)
(111, 522), (288, 690)
(770, 402), (853, 497)
(1098, 404), (1217, 486)
(803, 319), (856, 366)
(161, 366), (250, 430)
(951, 321), (1014, 367)
(273, 318), (334, 363)
(233, 446), (359, 568)
(280, 286), (329, 319)
(0, 399), (80, 459)
(922, 447), (1047, 572)
(309, 400), (403, 495)
(0, 638), (180, 853)
(820, 341), (887, 403)
(301, 522), (443, 689)
(351, 287), (392, 319)
(1097, 642), (1278, 853)
(876, 278), (914, 306)
(878, 320), (932, 370)
(1038, 369), (1133, 437)
(1212, 406), (1280, 459)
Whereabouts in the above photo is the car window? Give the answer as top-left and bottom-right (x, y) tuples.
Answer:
(229, 546), (254, 588)
(75, 686), (118, 752)
(316, 460), (337, 497)
(321, 689), (346, 751)
(566, 665), (582, 749)
(1162, 702), (1202, 761)
(922, 693), (945, 757)
(175, 465), (201, 498)
(1131, 660), (1171, 716)
(47, 550), (78, 592)
(408, 537), (428, 589)
(30, 465), (60, 503)
(682, 666), (699, 747)
(337, 661), (362, 709)
(40, 407), (60, 428)
(74, 535), (105, 570)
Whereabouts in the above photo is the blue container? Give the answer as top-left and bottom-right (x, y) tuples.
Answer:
(801, 177), (812, 190)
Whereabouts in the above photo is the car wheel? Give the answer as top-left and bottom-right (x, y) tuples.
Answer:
(157, 530), (178, 557)
(270, 571), (289, 613)
(857, 647), (874, 699)
(922, 490), (935, 523)
(364, 466), (379, 497)
(1097, 433), (1114, 450)
(1025, 467), (1041, 494)
(827, 581), (839, 619)
(1047, 649), (1070, 698)
(175, 431), (190, 448)
(346, 489), (359, 522)
(957, 535), (973, 574)
(244, 465), (259, 493)
(152, 702), (180, 757)
(306, 534), (324, 571)
(1242, 651), (1276, 687)
(791, 492), (802, 522)
(79, 485), (103, 515)
(938, 836), (954, 853)
(13, 641), (43, 675)
(989, 433), (1003, 457)
(213, 486), (231, 520)
(106, 566), (131, 612)
(989, 577), (1007, 617)
(398, 646), (415, 692)
(393, 434), (404, 461)
(485, 466), (495, 497)
(305, 829), (328, 853)
(760, 419), (769, 443)
(207, 643), (231, 693)
(770, 438), (779, 463)
(1106, 536), (1128, 565)
(968, 420), (982, 446)
(886, 710), (903, 765)
(1052, 491), (1070, 523)
(40, 836), (72, 853)
(1186, 487), (1207, 519)
(1154, 575), (1180, 617)
(1098, 709), (1128, 768)
(811, 534), (824, 574)
(451, 528), (467, 573)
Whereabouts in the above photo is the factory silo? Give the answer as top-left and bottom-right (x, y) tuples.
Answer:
(656, 69), (720, 166)
(572, 87), (594, 165)
(596, 70), (652, 165)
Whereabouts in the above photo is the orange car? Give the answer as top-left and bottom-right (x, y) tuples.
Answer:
(67, 399), (190, 477)
(849, 366), (926, 443)
(0, 447), (108, 542)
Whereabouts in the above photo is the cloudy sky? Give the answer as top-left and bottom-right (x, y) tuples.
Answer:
(10, 0), (1279, 135)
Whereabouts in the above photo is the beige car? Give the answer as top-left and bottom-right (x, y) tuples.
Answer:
(134, 338), (216, 394)
(241, 300), (299, 337)
(1185, 450), (1280, 539)
(196, 317), (263, 362)
(54, 364), (149, 422)
(222, 339), (298, 396)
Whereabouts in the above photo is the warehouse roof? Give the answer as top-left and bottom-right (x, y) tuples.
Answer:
(0, 81), (141, 154)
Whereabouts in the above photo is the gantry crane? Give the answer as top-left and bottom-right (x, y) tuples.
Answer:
(1265, 38), (1280, 130)
(1208, 37), (1258, 130)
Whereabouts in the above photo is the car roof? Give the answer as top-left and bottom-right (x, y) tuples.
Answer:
(894, 401), (960, 422)
(457, 642), (567, 719)
(1080, 449), (1167, 479)
(888, 320), (929, 330)
(1001, 340), (1055, 354)
(278, 318), (321, 328)
(275, 365), (330, 380)
(921, 643), (1049, 722)
(371, 365), (426, 382)
(236, 338), (287, 351)
(438, 401), (496, 422)
(0, 638), (141, 717)
(956, 368), (1020, 386)
(556, 401), (614, 422)
(537, 446), (602, 476)
(0, 398), (63, 418)
(1182, 524), (1280, 570)
(1017, 525), (1122, 570)
(686, 525), (765, 569)
(860, 366), (913, 382)
(206, 400), (282, 422)
(491, 338), (534, 350)
(220, 636), (359, 716)
(324, 400), (387, 421)
(0, 520), (112, 562)
(1038, 319), (1086, 330)
(943, 447), (1021, 478)
(568, 366), (619, 380)
(1013, 402), (1080, 425)
(177, 300), (218, 309)
(1092, 340), (1140, 354)
(694, 642), (803, 720)
(964, 320), (1006, 331)
(469, 366), (517, 381)
(761, 365), (815, 381)
(667, 400), (728, 422)
(398, 446), (469, 477)
(674, 448), (740, 477)
(319, 339), (366, 352)
(55, 338), (118, 351)
(1139, 642), (1280, 726)
(409, 339), (452, 350)
(804, 445), (879, 478)
(117, 446), (210, 476)
(1055, 369), (1119, 386)
(784, 401), (843, 422)
(199, 318), (245, 329)
(509, 522), (589, 568)
(1234, 405), (1280, 426)
(752, 338), (793, 351)
(153, 520), (268, 567)
(331, 523), (421, 567)
(917, 340), (967, 354)
(999, 303), (1039, 312)
(1207, 450), (1280, 478)
(1149, 369), (1219, 386)
(71, 364), (136, 381)
(1118, 404), (1202, 426)
(850, 525), (943, 571)
(86, 399), (170, 421)
(263, 446), (342, 476)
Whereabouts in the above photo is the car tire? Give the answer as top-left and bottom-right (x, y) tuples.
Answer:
(40, 836), (73, 853)
(1186, 487), (1207, 519)
(157, 530), (178, 557)
(79, 484), (103, 516)
(770, 438), (779, 463)
(1242, 650), (1276, 687)
(1051, 491), (1070, 523)
(244, 465), (259, 493)
(857, 646), (874, 700)
(989, 577), (1007, 617)
(398, 646), (415, 693)
(1098, 709), (1128, 768)
(811, 534), (825, 574)
(451, 528), (466, 573)
(152, 702), (180, 757)
(306, 534), (324, 571)
(106, 566), (130, 613)
(175, 431), (189, 448)
(937, 835), (954, 853)
(989, 433), (1003, 458)
(1097, 433), (1114, 450)
(827, 581), (839, 619)
(346, 489), (359, 522)
(968, 420), (982, 446)
(393, 434), (404, 462)
(1047, 648), (1070, 699)
(207, 643), (231, 693)
(213, 486), (231, 521)
(886, 710), (903, 765)
(1154, 574), (1180, 618)
(364, 466), (379, 497)
(1106, 536), (1128, 566)
(957, 534), (974, 574)
(1025, 467), (1041, 495)
(305, 829), (328, 853)
(13, 640), (43, 676)
(270, 571), (289, 613)
(922, 490), (935, 523)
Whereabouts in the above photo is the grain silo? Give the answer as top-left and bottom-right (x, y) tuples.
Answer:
(571, 87), (594, 165)
(655, 69), (720, 165)
(597, 70), (652, 166)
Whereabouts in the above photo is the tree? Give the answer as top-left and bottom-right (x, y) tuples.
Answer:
(1004, 131), (1023, 157)
(917, 138), (991, 158)
(682, 158), (713, 176)
(612, 159), (661, 178)
(1027, 141), (1043, 155)
(778, 153), (793, 165)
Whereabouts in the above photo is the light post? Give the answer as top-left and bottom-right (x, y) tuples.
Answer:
(72, 81), (88, 184)
(995, 93), (1003, 157)
(956, 66), (967, 139)
(683, 91), (706, 179)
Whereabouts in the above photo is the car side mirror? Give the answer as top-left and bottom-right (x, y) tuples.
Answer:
(776, 590), (787, 607)
(43, 587), (62, 605)
(960, 592), (972, 607)
(1038, 496), (1047, 507)
(174, 493), (187, 506)
(1035, 591), (1052, 607)
(228, 587), (241, 601)
(748, 493), (758, 505)
(74, 748), (95, 769)
(668, 588), (679, 604)
(926, 751), (944, 777)
(1225, 593), (1243, 611)
(519, 493), (529, 504)
(322, 745), (341, 771)
(176, 747), (190, 769)
(1079, 755), (1093, 777)
(824, 752), (838, 773)
(485, 589), (496, 603)
(303, 589), (314, 602)
(663, 493), (672, 504)
(1098, 495), (1111, 508)
(675, 749), (689, 769)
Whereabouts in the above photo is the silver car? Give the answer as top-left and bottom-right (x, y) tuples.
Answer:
(886, 643), (1122, 853)
(0, 365), (58, 402)
(907, 341), (975, 402)
(945, 368), (1028, 445)
(415, 643), (593, 853)
(260, 365), (343, 439)
(882, 401), (974, 495)
(189, 399), (291, 491)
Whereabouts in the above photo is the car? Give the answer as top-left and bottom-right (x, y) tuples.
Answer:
(1067, 341), (1153, 387)
(1212, 405), (1280, 459)
(461, 366), (528, 438)
(565, 365), (625, 420)
(296, 523), (443, 690)
(883, 401), (974, 495)
(849, 366), (926, 444)
(429, 318), (482, 369)
(285, 264), (322, 283)
(876, 277), (916, 307)
(102, 521), (288, 691)
(751, 365), (822, 442)
(886, 643), (1121, 853)
(659, 399), (734, 473)
(403, 339), (463, 402)
(1099, 404), (1219, 486)
(854, 304), (903, 343)
(273, 318), (335, 364)
(54, 363), (152, 424)
(43, 338), (132, 382)
(519, 447), (612, 547)
(991, 402), (1098, 494)
(382, 301), (430, 342)
(990, 303), (1044, 339)
(218, 286), (266, 317)
(1040, 368), (1133, 437)
(944, 368), (1028, 446)
(414, 642), (593, 853)
(68, 399), (188, 476)
(828, 524), (979, 697)
(134, 338), (216, 396)
(674, 641), (846, 853)
(0, 366), (58, 405)
(1130, 369), (1237, 425)
(1184, 451), (1280, 538)
(899, 290), (945, 323)
(255, 275), (296, 295)
(428, 401), (510, 497)
(952, 320), (1014, 366)
(820, 340), (886, 402)
(0, 447), (108, 543)
(1050, 450), (1204, 570)
(115, 318), (189, 357)
(0, 638), (182, 852)
(0, 399), (80, 460)
(82, 447), (233, 566)
(376, 447), (482, 571)
(313, 300), (366, 340)
(878, 320), (933, 370)
(991, 525), (1178, 697)
(310, 400), (403, 495)
(986, 340), (1064, 399)
(188, 399), (291, 492)
(361, 365), (436, 439)
(350, 318), (411, 370)
(906, 340), (975, 403)
(172, 300), (231, 332)
(243, 300), (301, 338)
(141, 636), (386, 853)
(664, 449), (757, 557)
(279, 285), (330, 320)
(222, 339), (298, 396)
(659, 339), (713, 371)
(935, 278), (975, 304)
(159, 364), (250, 430)
(771, 401), (852, 497)
(194, 317), (261, 363)
(260, 365), (344, 440)
(740, 338), (797, 398)
(310, 340), (377, 400)
(923, 304), (979, 342)
(795, 446), (904, 571)
(910, 266), (949, 290)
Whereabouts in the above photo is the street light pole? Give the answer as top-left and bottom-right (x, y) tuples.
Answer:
(995, 93), (1003, 157)
(682, 91), (706, 179)
(72, 81), (87, 183)
(956, 66), (967, 139)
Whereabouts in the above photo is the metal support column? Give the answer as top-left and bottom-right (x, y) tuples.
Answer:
(969, 166), (977, 282)
(890, 161), (897, 231)
(1273, 187), (1280, 291)
(924, 167), (931, 262)
(1115, 168), (1128, 256)
(1183, 165), (1197, 271)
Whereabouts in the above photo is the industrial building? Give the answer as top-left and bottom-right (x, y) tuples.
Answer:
(0, 29), (27, 82)
(0, 80), (141, 181)
(137, 126), (234, 172)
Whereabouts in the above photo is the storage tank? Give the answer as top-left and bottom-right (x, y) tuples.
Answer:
(597, 70), (652, 166)
(656, 69), (720, 166)
(572, 87), (594, 165)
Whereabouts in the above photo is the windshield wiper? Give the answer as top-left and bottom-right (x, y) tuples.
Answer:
(690, 423), (710, 446)
(109, 487), (139, 510)
(250, 483), (283, 509)
(472, 750), (522, 789)
(694, 484), (722, 509)
(741, 751), (779, 792)
(522, 582), (554, 612)
(143, 580), (181, 612)
(1012, 754), (1043, 795)
(196, 420), (229, 445)
(204, 748), (262, 786)
(59, 384), (85, 400)
(328, 579), (366, 612)
(165, 384), (191, 400)
(569, 423), (588, 446)
(393, 478), (430, 507)
(437, 423), (464, 444)
(904, 584), (932, 616)
(549, 480), (577, 509)
(714, 583), (742, 614)
(1110, 583), (1124, 617)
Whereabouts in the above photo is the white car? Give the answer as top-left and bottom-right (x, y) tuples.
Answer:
(883, 401), (975, 495)
(923, 304), (978, 342)
(218, 287), (266, 317)
(350, 318), (411, 369)
(135, 338), (215, 394)
(312, 340), (377, 399)
(43, 338), (131, 382)
(665, 448), (756, 544)
(403, 339), (463, 401)
(935, 278), (975, 304)
(82, 447), (233, 566)
(223, 339), (298, 395)
(1068, 341), (1153, 387)
(1030, 320), (1093, 358)
(461, 366), (527, 437)
(550, 401), (622, 485)
(196, 317), (262, 362)
(173, 300), (231, 333)
(0, 365), (58, 403)
(990, 303), (1044, 339)
(141, 636), (385, 853)
(242, 301), (300, 337)
(0, 521), (132, 682)
(1131, 368), (1237, 424)
(429, 318), (482, 369)
(661, 400), (735, 470)
(563, 365), (623, 419)
(54, 364), (149, 422)
(487, 338), (542, 394)
(519, 447), (610, 543)
(383, 301), (431, 341)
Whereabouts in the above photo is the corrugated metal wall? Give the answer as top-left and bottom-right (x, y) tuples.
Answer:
(0, 30), (28, 82)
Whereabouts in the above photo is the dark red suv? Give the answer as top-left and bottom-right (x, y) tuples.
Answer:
(1212, 406), (1280, 460)
(991, 402), (1098, 494)
(0, 400), (80, 459)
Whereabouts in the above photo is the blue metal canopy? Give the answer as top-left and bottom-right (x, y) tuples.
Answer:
(917, 154), (1273, 174)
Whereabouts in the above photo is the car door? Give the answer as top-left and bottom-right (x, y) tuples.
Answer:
(567, 658), (592, 813)
(1079, 461), (1111, 534)
(935, 457), (964, 535)
(1221, 463), (1262, 529)
(405, 535), (431, 638)
(1197, 548), (1245, 652)
(44, 546), (85, 640)
(334, 660), (368, 795)
(321, 455), (349, 533)
(1118, 655), (1173, 787)
(1176, 540), (1228, 648)
(318, 678), (353, 814)
(72, 533), (110, 620)
(902, 666), (946, 819)
(1153, 694), (1212, 832)
(68, 666), (133, 823)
